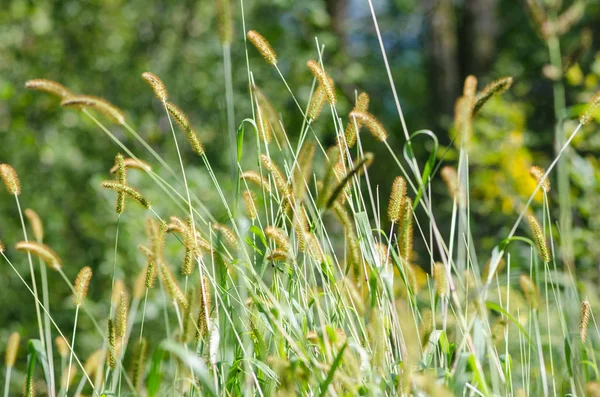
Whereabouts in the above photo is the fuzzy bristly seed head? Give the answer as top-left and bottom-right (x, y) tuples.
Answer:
(388, 176), (407, 223)
(73, 266), (92, 306)
(344, 92), (370, 148)
(110, 157), (152, 173)
(160, 263), (188, 308)
(242, 190), (258, 220)
(24, 209), (44, 241)
(15, 241), (62, 270)
(145, 260), (157, 289)
(433, 262), (449, 298)
(107, 319), (117, 369)
(0, 164), (21, 195)
(579, 92), (600, 125)
(55, 336), (69, 358)
(0, 240), (4, 254)
(472, 77), (513, 116)
(463, 75), (478, 98)
(131, 338), (148, 391)
(101, 181), (150, 209)
(142, 72), (168, 102)
(25, 79), (73, 99)
(61, 94), (125, 124)
(247, 30), (277, 65)
(529, 166), (551, 193)
(580, 299), (591, 343)
(307, 84), (327, 121)
(348, 111), (387, 141)
(265, 226), (291, 252)
(527, 214), (551, 263)
(260, 154), (290, 197)
(5, 332), (20, 367)
(165, 102), (205, 155)
(196, 277), (211, 341)
(216, 0), (233, 44)
(114, 153), (127, 214)
(241, 171), (271, 193)
(306, 60), (336, 105)
(519, 274), (539, 310)
(116, 291), (128, 338)
(212, 223), (239, 249)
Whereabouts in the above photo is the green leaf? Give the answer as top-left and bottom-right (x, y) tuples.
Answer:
(27, 339), (50, 388)
(147, 346), (166, 397)
(249, 225), (267, 247)
(318, 342), (347, 397)
(161, 340), (217, 396)
(486, 301), (534, 346)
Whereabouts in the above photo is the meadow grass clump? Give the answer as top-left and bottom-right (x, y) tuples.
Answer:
(3, 3), (600, 397)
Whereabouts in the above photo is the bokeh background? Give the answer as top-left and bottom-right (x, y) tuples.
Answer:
(1, 0), (600, 378)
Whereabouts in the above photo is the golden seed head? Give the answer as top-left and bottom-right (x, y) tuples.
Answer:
(440, 166), (460, 202)
(472, 77), (513, 116)
(0, 164), (21, 195)
(325, 153), (373, 209)
(61, 95), (125, 125)
(110, 157), (152, 173)
(116, 291), (128, 338)
(145, 261), (157, 289)
(101, 181), (150, 209)
(247, 30), (278, 65)
(529, 165), (550, 193)
(60, 364), (77, 389)
(241, 171), (271, 193)
(527, 214), (551, 263)
(24, 209), (44, 241)
(265, 226), (291, 252)
(306, 60), (336, 105)
(114, 153), (127, 214)
(398, 201), (414, 263)
(73, 266), (93, 306)
(24, 375), (35, 397)
(211, 223), (239, 249)
(5, 332), (20, 367)
(267, 248), (290, 262)
(579, 92), (600, 125)
(255, 102), (273, 144)
(15, 241), (62, 270)
(344, 92), (370, 148)
(348, 111), (387, 141)
(519, 274), (539, 310)
(196, 277), (212, 341)
(260, 154), (290, 197)
(107, 319), (117, 369)
(141, 72), (168, 102)
(165, 102), (204, 155)
(293, 205), (310, 251)
(25, 79), (72, 99)
(242, 190), (258, 220)
(83, 349), (103, 376)
(581, 298), (591, 343)
(55, 336), (69, 358)
(160, 263), (188, 308)
(0, 240), (4, 253)
(388, 176), (407, 223)
(131, 338), (148, 391)
(433, 262), (449, 297)
(463, 75), (478, 98)
(307, 84), (327, 121)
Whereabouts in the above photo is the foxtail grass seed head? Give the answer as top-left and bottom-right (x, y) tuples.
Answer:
(307, 84), (327, 121)
(25, 79), (72, 99)
(433, 262), (449, 298)
(247, 30), (277, 65)
(216, 0), (233, 44)
(265, 226), (291, 252)
(5, 332), (20, 367)
(61, 365), (77, 389)
(83, 350), (103, 377)
(73, 266), (92, 306)
(463, 75), (478, 98)
(519, 274), (539, 310)
(110, 157), (152, 173)
(529, 166), (550, 193)
(24, 209), (44, 241)
(55, 336), (69, 358)
(527, 214), (551, 263)
(472, 77), (513, 116)
(0, 164), (21, 195)
(440, 166), (459, 203)
(241, 171), (271, 193)
(114, 153), (126, 214)
(212, 223), (239, 249)
(145, 260), (157, 289)
(0, 240), (4, 254)
(242, 190), (258, 220)
(580, 299), (591, 343)
(165, 102), (205, 155)
(261, 154), (290, 197)
(325, 153), (373, 208)
(306, 60), (336, 105)
(160, 263), (188, 308)
(141, 72), (168, 102)
(107, 319), (117, 369)
(24, 375), (35, 397)
(580, 92), (600, 125)
(388, 176), (407, 223)
(196, 277), (211, 341)
(349, 111), (387, 141)
(267, 248), (290, 262)
(15, 241), (62, 270)
(101, 181), (150, 209)
(61, 95), (125, 124)
(131, 338), (148, 391)
(293, 205), (310, 251)
(256, 104), (273, 144)
(116, 291), (128, 338)
(398, 201), (414, 263)
(345, 92), (370, 148)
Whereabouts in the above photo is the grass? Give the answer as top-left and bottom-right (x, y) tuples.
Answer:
(1, 1), (600, 396)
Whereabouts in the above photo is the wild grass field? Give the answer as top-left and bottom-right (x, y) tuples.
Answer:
(1, 0), (600, 396)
